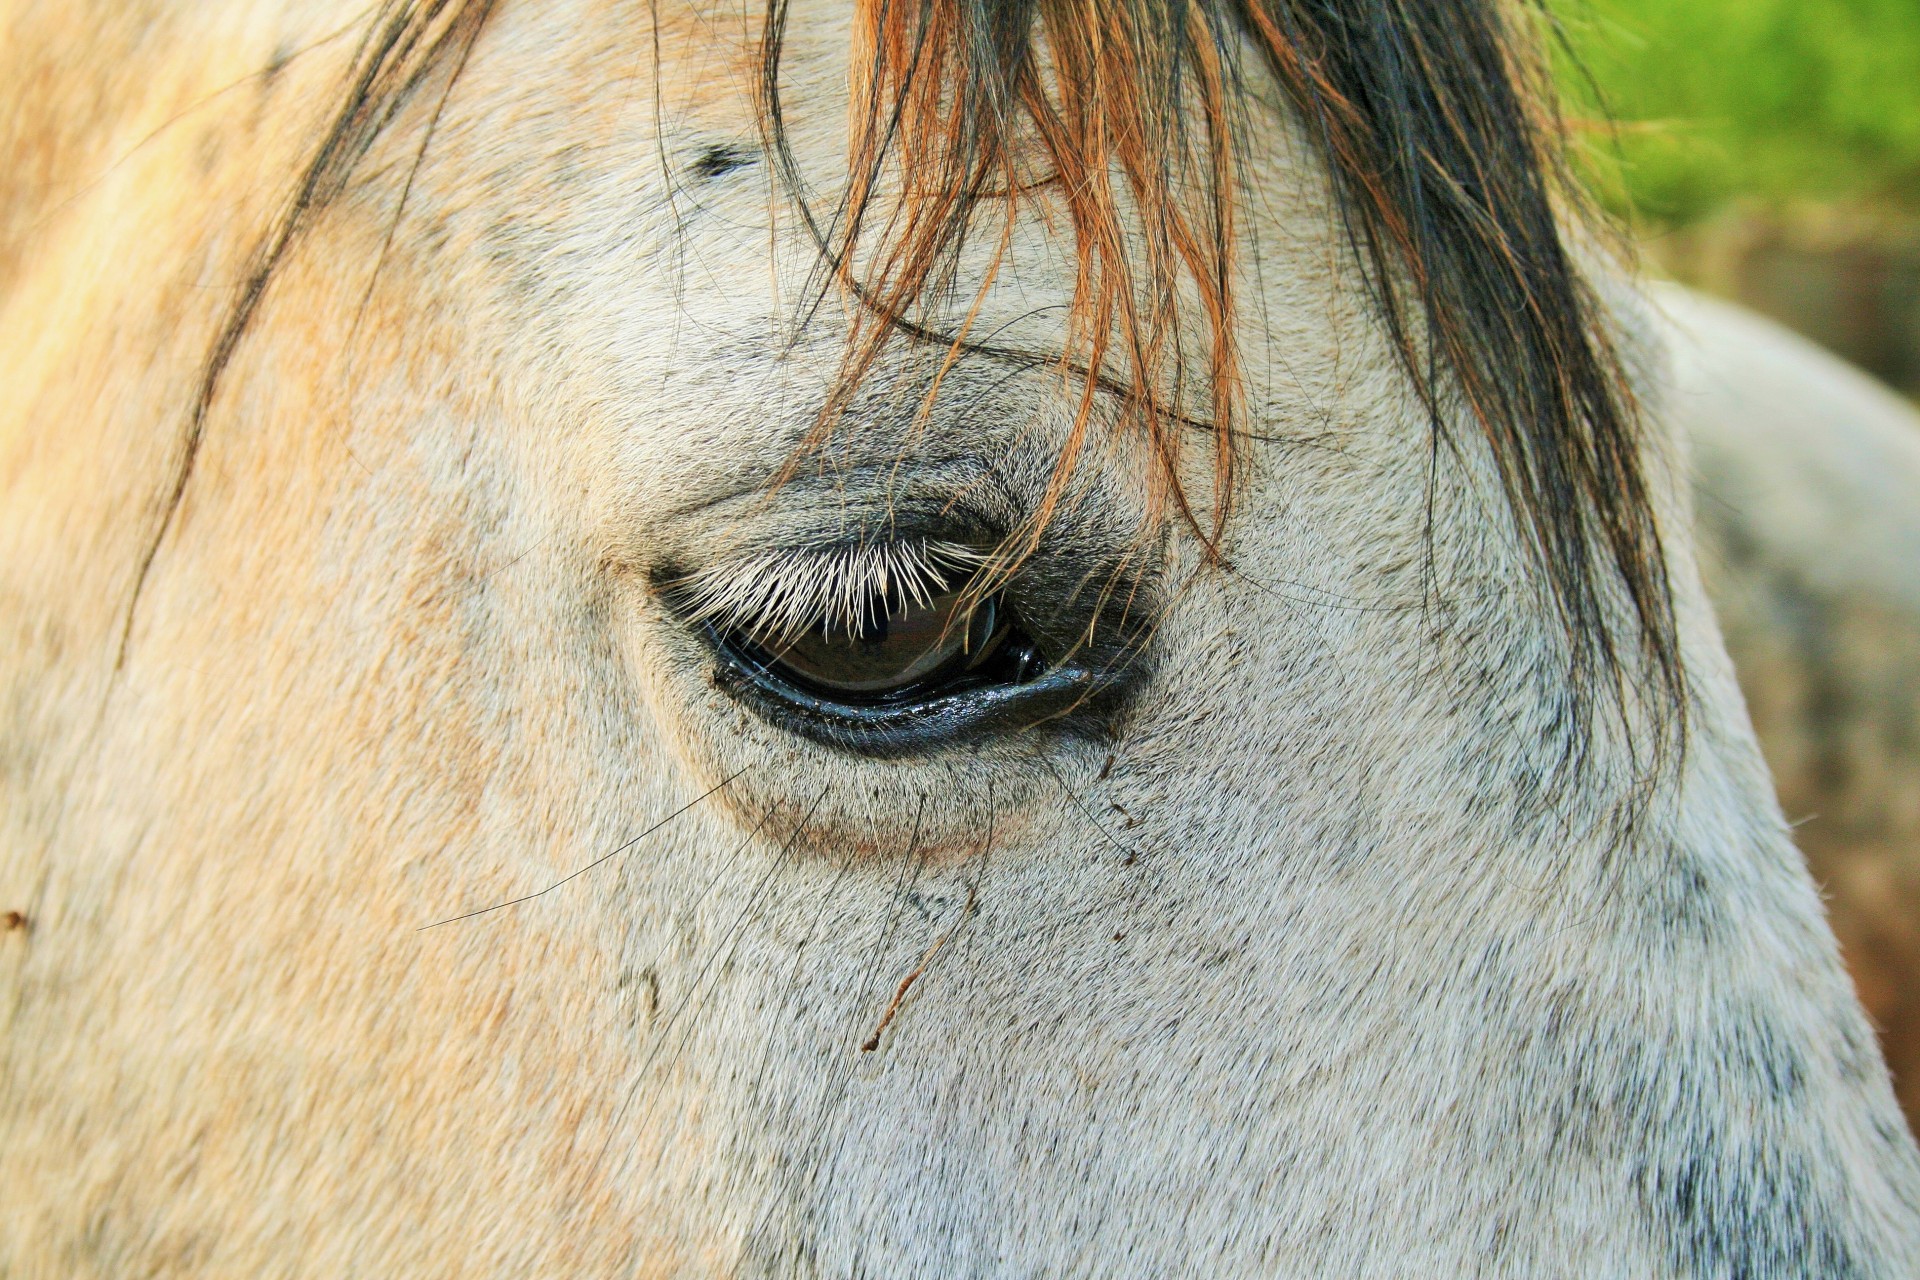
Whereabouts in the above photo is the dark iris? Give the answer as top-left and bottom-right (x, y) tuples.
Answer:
(739, 586), (1044, 704)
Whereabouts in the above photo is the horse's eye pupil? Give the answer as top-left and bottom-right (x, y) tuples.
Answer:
(756, 587), (1013, 700)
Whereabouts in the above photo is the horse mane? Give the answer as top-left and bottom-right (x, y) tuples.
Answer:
(138, 0), (1683, 747)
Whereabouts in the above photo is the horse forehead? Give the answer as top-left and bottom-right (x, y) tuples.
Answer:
(443, 4), (1365, 386)
(473, 0), (830, 122)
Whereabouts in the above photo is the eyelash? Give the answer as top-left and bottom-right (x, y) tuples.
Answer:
(673, 538), (988, 644)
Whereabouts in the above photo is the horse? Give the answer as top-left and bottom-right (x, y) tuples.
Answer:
(2, 0), (1917, 1275)
(1668, 286), (1920, 1133)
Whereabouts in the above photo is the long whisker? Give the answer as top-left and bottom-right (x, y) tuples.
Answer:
(739, 819), (865, 1116)
(592, 785), (830, 1169)
(861, 803), (989, 1052)
(847, 796), (932, 1046)
(1040, 755), (1141, 863)
(415, 767), (747, 930)
(1221, 560), (1450, 616)
(955, 779), (996, 983)
(765, 800), (929, 1222)
(747, 795), (948, 1255)
(788, 800), (935, 1223)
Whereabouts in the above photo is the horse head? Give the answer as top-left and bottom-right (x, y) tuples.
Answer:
(2, 0), (1916, 1273)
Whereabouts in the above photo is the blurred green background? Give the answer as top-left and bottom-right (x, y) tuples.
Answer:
(1553, 0), (1920, 392)
(1557, 0), (1920, 225)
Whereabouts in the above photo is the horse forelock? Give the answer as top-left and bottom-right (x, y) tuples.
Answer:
(135, 0), (1683, 763)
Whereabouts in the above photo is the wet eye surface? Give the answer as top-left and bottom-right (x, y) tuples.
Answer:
(745, 587), (1042, 701)
(707, 585), (1092, 755)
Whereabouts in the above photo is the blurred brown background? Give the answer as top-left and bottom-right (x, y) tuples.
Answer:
(1653, 212), (1920, 398)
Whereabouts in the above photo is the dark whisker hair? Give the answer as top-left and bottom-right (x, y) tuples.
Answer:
(150, 0), (1682, 753)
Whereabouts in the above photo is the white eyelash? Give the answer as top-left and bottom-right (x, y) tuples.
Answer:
(676, 539), (988, 643)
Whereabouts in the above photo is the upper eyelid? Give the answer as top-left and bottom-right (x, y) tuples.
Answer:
(671, 539), (988, 641)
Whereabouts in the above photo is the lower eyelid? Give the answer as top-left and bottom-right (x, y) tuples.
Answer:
(708, 635), (1104, 757)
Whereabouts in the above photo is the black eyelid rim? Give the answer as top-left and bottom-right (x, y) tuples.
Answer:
(706, 626), (1113, 757)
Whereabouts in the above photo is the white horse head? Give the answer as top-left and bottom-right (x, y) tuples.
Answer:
(1, 0), (1916, 1274)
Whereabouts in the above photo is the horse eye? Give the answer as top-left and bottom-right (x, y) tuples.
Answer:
(686, 553), (1137, 753)
(751, 586), (1038, 701)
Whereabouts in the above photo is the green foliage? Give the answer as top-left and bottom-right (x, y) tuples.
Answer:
(1551, 0), (1920, 226)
